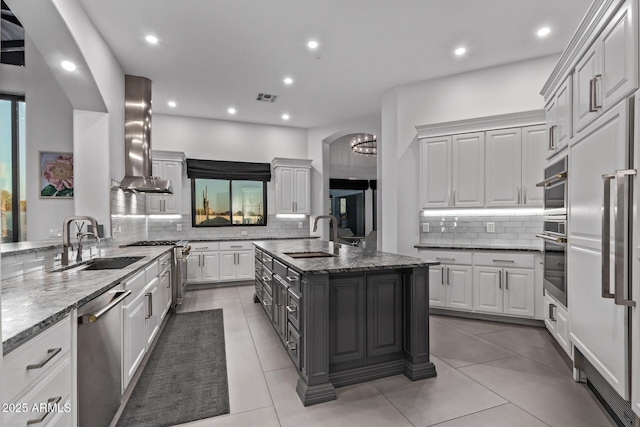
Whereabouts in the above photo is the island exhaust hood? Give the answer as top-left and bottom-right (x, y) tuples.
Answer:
(120, 75), (173, 194)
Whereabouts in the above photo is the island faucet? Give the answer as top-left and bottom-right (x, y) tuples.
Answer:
(62, 216), (101, 265)
(313, 215), (341, 255)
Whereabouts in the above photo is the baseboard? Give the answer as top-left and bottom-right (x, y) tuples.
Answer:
(329, 360), (405, 388)
(430, 308), (545, 327)
(185, 280), (254, 291)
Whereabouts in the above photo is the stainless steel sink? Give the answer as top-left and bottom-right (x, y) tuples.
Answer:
(53, 256), (144, 272)
(284, 251), (335, 259)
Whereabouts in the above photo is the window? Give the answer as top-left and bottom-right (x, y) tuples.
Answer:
(0, 94), (26, 242)
(192, 179), (266, 227)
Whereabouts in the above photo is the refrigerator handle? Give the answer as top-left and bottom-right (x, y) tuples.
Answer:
(614, 169), (636, 307)
(602, 173), (615, 299)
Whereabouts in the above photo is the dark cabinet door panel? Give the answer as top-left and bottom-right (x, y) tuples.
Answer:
(367, 273), (403, 359)
(329, 277), (365, 366)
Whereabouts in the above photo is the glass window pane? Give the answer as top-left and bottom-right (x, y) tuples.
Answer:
(194, 179), (230, 226)
(231, 180), (264, 225)
(18, 101), (26, 241)
(0, 99), (13, 242)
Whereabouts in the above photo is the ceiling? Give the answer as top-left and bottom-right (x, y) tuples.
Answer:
(78, 0), (592, 129)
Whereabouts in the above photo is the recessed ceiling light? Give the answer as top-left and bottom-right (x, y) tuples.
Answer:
(537, 27), (551, 38)
(167, 101), (177, 108)
(61, 60), (76, 71)
(307, 40), (319, 50)
(283, 77), (294, 85)
(282, 114), (290, 120)
(228, 107), (237, 114)
(145, 35), (158, 44)
(454, 47), (466, 56)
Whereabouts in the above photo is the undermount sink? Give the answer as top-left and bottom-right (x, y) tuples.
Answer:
(53, 256), (144, 272)
(284, 251), (335, 259)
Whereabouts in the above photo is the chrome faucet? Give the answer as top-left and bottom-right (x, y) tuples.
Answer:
(313, 215), (341, 255)
(62, 216), (101, 265)
(76, 232), (100, 262)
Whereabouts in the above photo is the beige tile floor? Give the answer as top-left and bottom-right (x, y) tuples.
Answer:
(174, 285), (617, 427)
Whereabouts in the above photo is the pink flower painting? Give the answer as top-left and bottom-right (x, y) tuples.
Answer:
(40, 152), (74, 197)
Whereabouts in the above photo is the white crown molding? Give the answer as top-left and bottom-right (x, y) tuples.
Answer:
(415, 110), (545, 139)
(271, 157), (313, 168)
(151, 150), (186, 162)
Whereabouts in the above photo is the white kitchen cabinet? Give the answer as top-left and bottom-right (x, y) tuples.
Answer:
(220, 242), (255, 281)
(473, 267), (503, 314)
(159, 267), (172, 320)
(123, 290), (146, 389)
(423, 251), (472, 311)
(485, 128), (522, 207)
(452, 132), (485, 207)
(445, 265), (473, 310)
(546, 76), (572, 158)
(473, 266), (535, 317)
(573, 0), (637, 136)
(544, 293), (571, 357)
(272, 158), (312, 215)
(188, 251), (220, 283)
(420, 136), (452, 208)
(144, 279), (161, 350)
(428, 265), (446, 307)
(521, 125), (546, 206)
(146, 151), (185, 214)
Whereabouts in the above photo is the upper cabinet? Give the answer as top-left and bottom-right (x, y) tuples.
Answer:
(146, 151), (185, 214)
(546, 76), (572, 158)
(418, 114), (546, 210)
(272, 158), (312, 215)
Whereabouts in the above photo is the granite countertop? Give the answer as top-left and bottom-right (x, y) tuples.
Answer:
(1, 240), (64, 256)
(254, 239), (439, 275)
(414, 243), (542, 252)
(185, 236), (320, 242)
(2, 246), (173, 355)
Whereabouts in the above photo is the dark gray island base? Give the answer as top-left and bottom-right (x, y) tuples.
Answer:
(252, 239), (439, 406)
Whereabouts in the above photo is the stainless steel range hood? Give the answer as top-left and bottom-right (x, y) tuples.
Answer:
(120, 75), (173, 194)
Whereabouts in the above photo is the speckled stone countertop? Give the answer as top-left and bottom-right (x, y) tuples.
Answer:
(254, 239), (439, 275)
(1, 240), (64, 256)
(414, 243), (542, 252)
(185, 236), (319, 242)
(2, 246), (173, 355)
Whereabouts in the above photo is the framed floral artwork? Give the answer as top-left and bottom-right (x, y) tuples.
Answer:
(40, 152), (74, 198)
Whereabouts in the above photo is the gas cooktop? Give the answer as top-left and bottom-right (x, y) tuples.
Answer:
(126, 240), (188, 247)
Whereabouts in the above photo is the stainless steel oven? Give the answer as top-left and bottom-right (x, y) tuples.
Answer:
(537, 156), (568, 215)
(537, 218), (567, 306)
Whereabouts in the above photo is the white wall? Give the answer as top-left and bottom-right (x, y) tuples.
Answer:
(380, 54), (558, 256)
(329, 134), (377, 180)
(0, 64), (25, 94)
(152, 114), (308, 214)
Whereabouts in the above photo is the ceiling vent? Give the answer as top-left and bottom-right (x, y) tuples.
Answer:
(256, 93), (278, 103)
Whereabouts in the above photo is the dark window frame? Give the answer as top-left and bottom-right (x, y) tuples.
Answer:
(190, 178), (268, 227)
(1, 93), (25, 242)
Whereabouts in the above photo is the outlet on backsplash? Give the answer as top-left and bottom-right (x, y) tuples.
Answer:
(486, 223), (495, 233)
(422, 223), (430, 232)
(176, 224), (182, 232)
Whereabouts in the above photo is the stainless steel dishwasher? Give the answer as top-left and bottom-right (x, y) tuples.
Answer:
(77, 286), (131, 427)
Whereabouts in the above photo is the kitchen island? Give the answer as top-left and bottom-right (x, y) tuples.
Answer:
(253, 239), (439, 406)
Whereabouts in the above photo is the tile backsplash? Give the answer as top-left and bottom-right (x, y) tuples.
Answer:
(110, 188), (148, 244)
(419, 211), (543, 247)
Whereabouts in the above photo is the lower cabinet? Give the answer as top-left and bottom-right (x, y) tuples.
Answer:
(473, 267), (535, 317)
(145, 279), (161, 349)
(329, 276), (365, 367)
(189, 242), (255, 284)
(544, 293), (571, 356)
(366, 273), (403, 359)
(159, 267), (172, 320)
(123, 291), (147, 388)
(188, 251), (220, 283)
(429, 264), (473, 310)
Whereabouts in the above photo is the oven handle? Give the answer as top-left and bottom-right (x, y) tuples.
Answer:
(535, 234), (567, 244)
(536, 172), (567, 188)
(602, 173), (615, 300)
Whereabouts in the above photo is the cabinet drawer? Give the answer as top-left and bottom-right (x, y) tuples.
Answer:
(255, 281), (263, 301)
(421, 250), (472, 265)
(261, 253), (273, 270)
(5, 357), (71, 426)
(145, 260), (159, 284)
(220, 241), (253, 251)
(286, 322), (302, 369)
(255, 260), (263, 278)
(158, 252), (172, 271)
(273, 259), (288, 278)
(124, 270), (146, 298)
(261, 290), (273, 321)
(261, 266), (273, 295)
(285, 269), (301, 293)
(473, 253), (534, 268)
(191, 242), (219, 251)
(255, 248), (263, 260)
(3, 317), (71, 404)
(287, 288), (301, 330)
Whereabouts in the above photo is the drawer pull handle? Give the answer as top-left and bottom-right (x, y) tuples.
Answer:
(286, 305), (297, 314)
(27, 396), (61, 425)
(492, 259), (515, 263)
(263, 300), (272, 307)
(435, 257), (455, 261)
(286, 340), (297, 351)
(286, 276), (299, 282)
(262, 276), (271, 283)
(161, 261), (169, 266)
(230, 245), (243, 248)
(26, 348), (62, 370)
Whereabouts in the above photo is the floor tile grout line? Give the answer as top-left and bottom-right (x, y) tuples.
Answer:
(432, 315), (519, 335)
(426, 402), (511, 427)
(371, 382), (418, 427)
(444, 354), (522, 370)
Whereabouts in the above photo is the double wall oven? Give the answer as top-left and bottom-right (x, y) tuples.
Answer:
(536, 156), (568, 306)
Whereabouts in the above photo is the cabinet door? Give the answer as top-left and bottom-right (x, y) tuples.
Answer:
(573, 45), (600, 133)
(329, 276), (365, 367)
(146, 160), (163, 213)
(600, 0), (637, 112)
(452, 132), (484, 207)
(473, 267), (503, 314)
(446, 265), (473, 310)
(277, 167), (295, 214)
(145, 280), (160, 349)
(485, 128), (522, 207)
(545, 97), (558, 159)
(555, 303), (571, 356)
(202, 252), (221, 282)
(219, 252), (237, 281)
(236, 250), (254, 280)
(293, 168), (310, 214)
(159, 269), (172, 320)
(366, 273), (403, 359)
(543, 294), (557, 335)
(555, 76), (572, 150)
(162, 161), (182, 214)
(428, 265), (446, 307)
(420, 136), (451, 208)
(123, 293), (146, 389)
(186, 253), (202, 283)
(521, 125), (546, 207)
(569, 100), (629, 399)
(503, 268), (535, 317)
